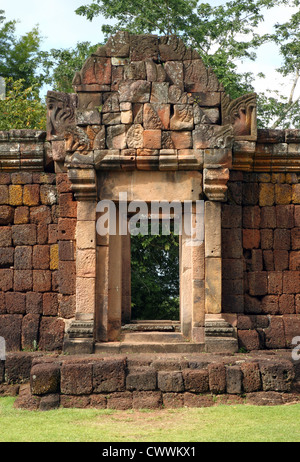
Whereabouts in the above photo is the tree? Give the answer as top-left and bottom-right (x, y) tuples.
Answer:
(0, 78), (46, 130)
(257, 5), (300, 128)
(40, 42), (101, 94)
(75, 0), (288, 99)
(131, 230), (179, 320)
(0, 10), (43, 90)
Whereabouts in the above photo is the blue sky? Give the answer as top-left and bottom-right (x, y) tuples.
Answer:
(1, 0), (298, 98)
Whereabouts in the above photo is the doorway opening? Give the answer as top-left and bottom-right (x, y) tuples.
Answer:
(130, 220), (180, 322)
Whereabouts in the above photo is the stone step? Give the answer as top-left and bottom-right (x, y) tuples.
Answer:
(122, 321), (180, 333)
(94, 342), (205, 354)
(120, 331), (185, 343)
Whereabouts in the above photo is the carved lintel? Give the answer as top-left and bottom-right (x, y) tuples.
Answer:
(221, 93), (257, 141)
(203, 168), (230, 201)
(68, 167), (97, 201)
(46, 91), (77, 141)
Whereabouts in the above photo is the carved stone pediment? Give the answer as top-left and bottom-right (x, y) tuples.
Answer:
(221, 93), (257, 141)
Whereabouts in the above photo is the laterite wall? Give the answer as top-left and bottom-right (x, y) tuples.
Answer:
(222, 168), (300, 351)
(0, 134), (78, 352)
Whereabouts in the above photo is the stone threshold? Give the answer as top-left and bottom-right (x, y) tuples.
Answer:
(94, 341), (206, 354)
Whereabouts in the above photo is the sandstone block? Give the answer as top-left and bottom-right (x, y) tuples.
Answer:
(43, 293), (58, 316)
(23, 184), (40, 206)
(208, 363), (226, 394)
(58, 294), (76, 319)
(39, 317), (65, 351)
(12, 224), (36, 246)
(0, 315), (22, 350)
(14, 206), (29, 224)
(132, 391), (162, 409)
(182, 369), (209, 393)
(0, 269), (13, 292)
(126, 124), (144, 149)
(8, 185), (22, 206)
(243, 229), (260, 249)
(58, 261), (76, 295)
(5, 292), (26, 314)
(248, 271), (268, 296)
(170, 104), (194, 131)
(238, 330), (260, 351)
(241, 362), (261, 392)
(126, 368), (157, 391)
(76, 249), (96, 278)
(33, 245), (50, 270)
(226, 366), (242, 394)
(33, 270), (52, 293)
(119, 80), (151, 103)
(259, 183), (274, 206)
(157, 371), (184, 392)
(0, 205), (14, 225)
(26, 292), (43, 314)
(81, 56), (112, 85)
(14, 270), (33, 292)
(21, 313), (40, 350)
(61, 362), (93, 395)
(264, 317), (286, 349)
(143, 130), (162, 149)
(279, 294), (295, 314)
(93, 358), (126, 393)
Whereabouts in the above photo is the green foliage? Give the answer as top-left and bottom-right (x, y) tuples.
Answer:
(40, 42), (102, 93)
(0, 10), (43, 90)
(0, 78), (46, 130)
(258, 3), (300, 128)
(131, 229), (179, 320)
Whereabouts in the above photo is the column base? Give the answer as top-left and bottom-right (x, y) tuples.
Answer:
(204, 315), (238, 353)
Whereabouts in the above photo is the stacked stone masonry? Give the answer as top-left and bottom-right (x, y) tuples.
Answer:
(1, 351), (298, 410)
(0, 32), (300, 372)
(0, 164), (77, 352)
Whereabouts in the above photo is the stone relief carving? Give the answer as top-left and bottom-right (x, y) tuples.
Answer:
(221, 92), (257, 141)
(46, 91), (77, 140)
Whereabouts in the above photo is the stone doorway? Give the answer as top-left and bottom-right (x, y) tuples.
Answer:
(94, 170), (205, 349)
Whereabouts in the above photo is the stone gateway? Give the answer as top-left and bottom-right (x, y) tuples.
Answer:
(0, 33), (300, 409)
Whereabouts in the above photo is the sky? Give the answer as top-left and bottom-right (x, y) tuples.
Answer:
(1, 0), (299, 99)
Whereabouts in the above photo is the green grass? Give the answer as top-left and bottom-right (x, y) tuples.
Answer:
(1, 397), (300, 442)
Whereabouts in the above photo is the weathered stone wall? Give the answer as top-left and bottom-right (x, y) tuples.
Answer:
(222, 158), (300, 351)
(0, 133), (77, 351)
(0, 33), (299, 355)
(7, 351), (300, 410)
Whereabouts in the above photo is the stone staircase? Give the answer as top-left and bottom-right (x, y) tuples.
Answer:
(204, 318), (238, 353)
(95, 320), (205, 354)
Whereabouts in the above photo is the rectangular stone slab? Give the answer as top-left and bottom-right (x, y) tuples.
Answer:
(98, 170), (202, 202)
